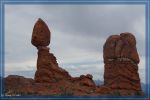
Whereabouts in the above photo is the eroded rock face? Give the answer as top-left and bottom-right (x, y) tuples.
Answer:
(103, 32), (142, 93)
(34, 46), (71, 83)
(103, 32), (139, 64)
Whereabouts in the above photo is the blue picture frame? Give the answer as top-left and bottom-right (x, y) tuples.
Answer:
(0, 0), (149, 99)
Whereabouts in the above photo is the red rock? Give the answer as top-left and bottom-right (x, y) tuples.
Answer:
(103, 32), (139, 64)
(34, 46), (71, 83)
(4, 19), (144, 96)
(103, 33), (142, 93)
(4, 75), (34, 95)
(120, 32), (136, 46)
(103, 35), (120, 62)
(31, 18), (50, 47)
(115, 39), (124, 58)
(86, 74), (93, 79)
(80, 78), (96, 87)
(95, 86), (112, 94)
(34, 69), (53, 83)
(5, 75), (33, 87)
(32, 19), (72, 83)
(120, 32), (139, 64)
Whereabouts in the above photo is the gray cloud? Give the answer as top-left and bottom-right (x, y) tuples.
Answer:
(5, 5), (145, 83)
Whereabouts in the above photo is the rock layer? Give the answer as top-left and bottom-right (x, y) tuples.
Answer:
(103, 32), (142, 94)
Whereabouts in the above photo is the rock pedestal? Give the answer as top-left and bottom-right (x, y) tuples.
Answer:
(103, 32), (143, 94)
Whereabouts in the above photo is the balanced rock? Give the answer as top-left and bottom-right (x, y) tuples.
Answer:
(32, 19), (71, 83)
(103, 32), (143, 95)
(31, 18), (50, 47)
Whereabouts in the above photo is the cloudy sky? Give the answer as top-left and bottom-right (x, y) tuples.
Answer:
(5, 5), (145, 83)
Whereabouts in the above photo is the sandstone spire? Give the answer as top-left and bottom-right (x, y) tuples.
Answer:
(103, 32), (143, 95)
(31, 18), (71, 83)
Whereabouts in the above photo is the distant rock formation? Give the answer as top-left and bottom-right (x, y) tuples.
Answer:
(103, 32), (143, 95)
(4, 19), (144, 96)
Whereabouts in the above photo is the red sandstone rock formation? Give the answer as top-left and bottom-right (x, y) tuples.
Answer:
(103, 32), (143, 95)
(32, 19), (71, 83)
(31, 18), (96, 90)
(71, 74), (96, 87)
(31, 18), (50, 47)
(4, 19), (144, 96)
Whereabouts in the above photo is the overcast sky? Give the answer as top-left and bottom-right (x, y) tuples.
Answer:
(5, 5), (145, 83)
